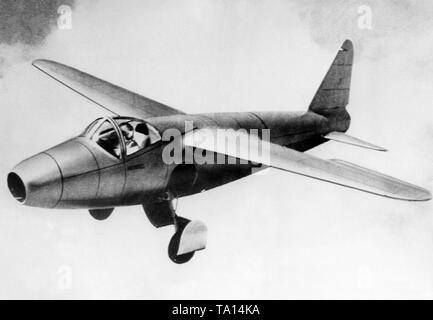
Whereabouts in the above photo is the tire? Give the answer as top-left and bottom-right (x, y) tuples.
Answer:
(89, 208), (113, 220)
(168, 230), (195, 264)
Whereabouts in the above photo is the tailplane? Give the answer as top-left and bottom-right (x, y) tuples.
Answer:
(324, 131), (387, 152)
(310, 41), (386, 152)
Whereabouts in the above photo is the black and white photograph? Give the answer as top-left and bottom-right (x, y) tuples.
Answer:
(1, 0), (433, 302)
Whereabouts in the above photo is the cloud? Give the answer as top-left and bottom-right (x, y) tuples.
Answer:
(0, 0), (76, 78)
(295, 0), (433, 62)
(0, 0), (76, 46)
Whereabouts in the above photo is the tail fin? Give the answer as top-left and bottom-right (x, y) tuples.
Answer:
(308, 40), (353, 131)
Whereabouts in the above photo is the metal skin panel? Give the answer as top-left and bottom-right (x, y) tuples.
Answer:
(254, 111), (329, 151)
(152, 112), (328, 143)
(80, 137), (126, 208)
(148, 111), (328, 199)
(148, 111), (327, 146)
(121, 143), (169, 205)
(9, 153), (62, 208)
(148, 114), (250, 198)
(190, 112), (324, 195)
(47, 136), (126, 209)
(149, 110), (330, 153)
(188, 164), (254, 196)
(229, 112), (267, 130)
(155, 113), (263, 198)
(146, 114), (215, 134)
(148, 114), (254, 198)
(45, 139), (99, 203)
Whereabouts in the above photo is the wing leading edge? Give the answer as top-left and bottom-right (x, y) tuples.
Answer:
(184, 129), (431, 201)
(32, 59), (184, 119)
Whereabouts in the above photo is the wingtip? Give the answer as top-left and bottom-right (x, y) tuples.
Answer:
(32, 59), (46, 69)
(32, 59), (44, 66)
(341, 39), (353, 51)
(417, 188), (432, 201)
(401, 186), (432, 202)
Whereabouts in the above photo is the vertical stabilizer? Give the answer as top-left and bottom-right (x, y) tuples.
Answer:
(308, 40), (353, 117)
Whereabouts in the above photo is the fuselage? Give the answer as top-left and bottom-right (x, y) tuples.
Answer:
(8, 110), (348, 209)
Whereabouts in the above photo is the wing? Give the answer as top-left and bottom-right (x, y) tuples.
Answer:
(32, 59), (184, 119)
(183, 129), (431, 201)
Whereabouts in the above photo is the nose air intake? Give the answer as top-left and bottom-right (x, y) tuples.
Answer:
(8, 153), (63, 208)
(7, 172), (26, 203)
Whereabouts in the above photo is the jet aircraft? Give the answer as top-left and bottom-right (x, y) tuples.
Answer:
(7, 40), (431, 263)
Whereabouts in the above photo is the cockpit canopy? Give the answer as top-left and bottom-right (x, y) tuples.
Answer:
(82, 117), (161, 158)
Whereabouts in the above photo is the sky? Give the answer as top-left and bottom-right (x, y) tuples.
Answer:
(1, 0), (433, 299)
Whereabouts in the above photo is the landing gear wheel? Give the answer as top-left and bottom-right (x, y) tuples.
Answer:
(145, 194), (206, 264)
(168, 230), (195, 264)
(89, 208), (114, 220)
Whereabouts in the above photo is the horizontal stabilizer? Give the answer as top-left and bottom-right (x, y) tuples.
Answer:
(324, 131), (387, 151)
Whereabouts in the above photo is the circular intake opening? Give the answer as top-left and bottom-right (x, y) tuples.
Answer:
(7, 172), (26, 203)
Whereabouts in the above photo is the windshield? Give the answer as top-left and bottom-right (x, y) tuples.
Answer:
(91, 120), (122, 158)
(82, 117), (103, 136)
(83, 117), (162, 158)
